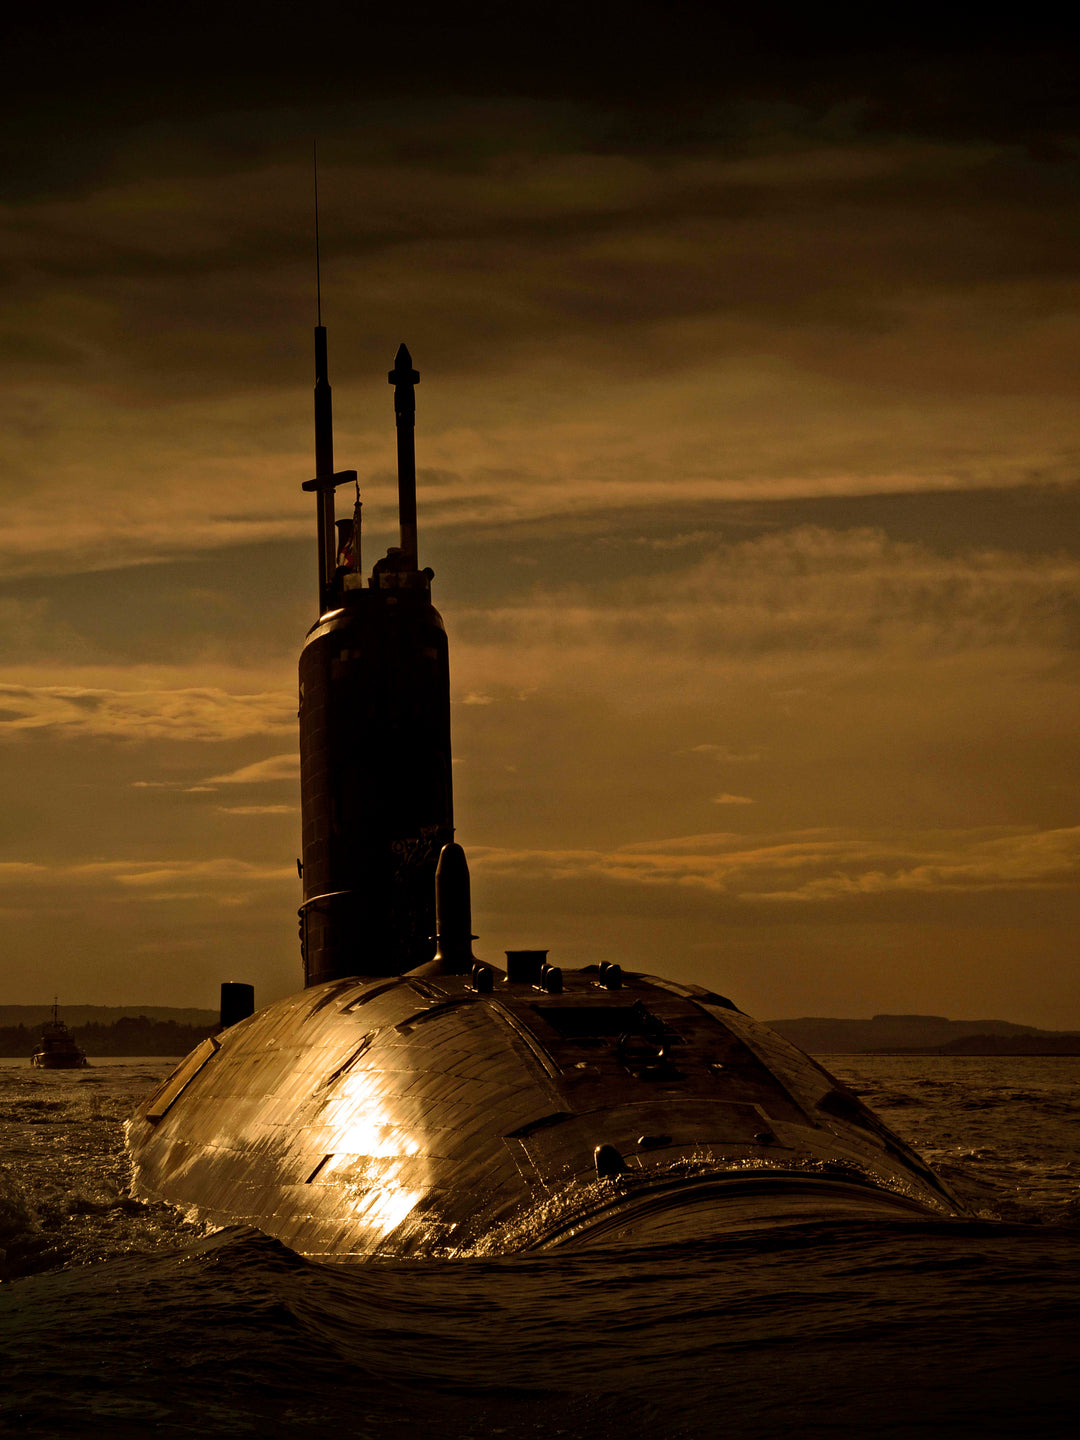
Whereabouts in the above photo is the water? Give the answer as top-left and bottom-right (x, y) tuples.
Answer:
(1, 1055), (1077, 1437)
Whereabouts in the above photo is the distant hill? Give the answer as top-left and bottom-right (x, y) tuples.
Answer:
(768, 1014), (1080, 1055)
(0, 1005), (218, 1028)
(0, 1012), (217, 1057)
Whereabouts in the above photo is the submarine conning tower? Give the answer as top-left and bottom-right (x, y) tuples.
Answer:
(298, 333), (453, 985)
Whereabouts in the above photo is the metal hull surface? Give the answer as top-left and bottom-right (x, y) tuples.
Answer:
(129, 967), (959, 1259)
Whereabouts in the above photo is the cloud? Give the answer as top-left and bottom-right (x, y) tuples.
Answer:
(713, 793), (755, 805)
(456, 687), (532, 707)
(0, 681), (292, 742)
(1, 119), (1078, 581)
(0, 137), (1010, 283)
(217, 804), (296, 815)
(0, 855), (295, 904)
(102, 858), (292, 888)
(470, 826), (1080, 905)
(204, 754), (299, 784)
(455, 526), (1080, 667)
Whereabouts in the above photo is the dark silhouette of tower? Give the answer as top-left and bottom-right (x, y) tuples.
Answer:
(297, 333), (453, 984)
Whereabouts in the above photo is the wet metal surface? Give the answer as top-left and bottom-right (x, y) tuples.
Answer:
(129, 967), (961, 1259)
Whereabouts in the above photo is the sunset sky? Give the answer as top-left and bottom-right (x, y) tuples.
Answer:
(2, 6), (1078, 1026)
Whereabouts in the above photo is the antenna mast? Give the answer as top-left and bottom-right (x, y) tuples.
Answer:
(388, 343), (420, 569)
(307, 142), (344, 611)
(304, 146), (359, 610)
(314, 141), (322, 328)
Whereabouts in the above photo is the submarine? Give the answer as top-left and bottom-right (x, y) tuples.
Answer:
(127, 323), (964, 1258)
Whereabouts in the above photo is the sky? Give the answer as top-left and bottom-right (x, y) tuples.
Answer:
(1, 6), (1078, 1026)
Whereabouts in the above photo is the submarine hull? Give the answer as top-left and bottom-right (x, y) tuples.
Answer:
(129, 967), (959, 1260)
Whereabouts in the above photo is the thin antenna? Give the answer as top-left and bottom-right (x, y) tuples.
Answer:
(310, 139), (335, 607)
(302, 150), (358, 610)
(313, 140), (322, 326)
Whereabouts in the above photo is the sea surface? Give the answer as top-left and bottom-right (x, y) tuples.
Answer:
(1, 1053), (1077, 1438)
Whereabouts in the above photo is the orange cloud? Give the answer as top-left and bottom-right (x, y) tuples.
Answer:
(0, 681), (292, 742)
(469, 826), (1080, 905)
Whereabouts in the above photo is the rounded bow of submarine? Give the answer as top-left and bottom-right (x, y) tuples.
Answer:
(128, 965), (962, 1261)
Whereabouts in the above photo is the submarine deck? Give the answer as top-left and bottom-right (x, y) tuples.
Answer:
(128, 965), (960, 1259)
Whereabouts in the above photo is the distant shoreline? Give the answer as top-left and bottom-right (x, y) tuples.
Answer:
(0, 1005), (218, 1027)
(769, 1013), (1080, 1056)
(4, 1007), (1079, 1058)
(0, 1015), (215, 1059)
(819, 1046), (1080, 1057)
(0, 1055), (187, 1066)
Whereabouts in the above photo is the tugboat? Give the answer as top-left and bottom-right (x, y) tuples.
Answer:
(128, 322), (964, 1258)
(31, 999), (88, 1070)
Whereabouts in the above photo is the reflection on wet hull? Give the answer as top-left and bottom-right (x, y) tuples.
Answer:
(129, 966), (960, 1259)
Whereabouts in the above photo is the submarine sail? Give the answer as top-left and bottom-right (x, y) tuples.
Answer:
(128, 331), (964, 1258)
(298, 334), (452, 984)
